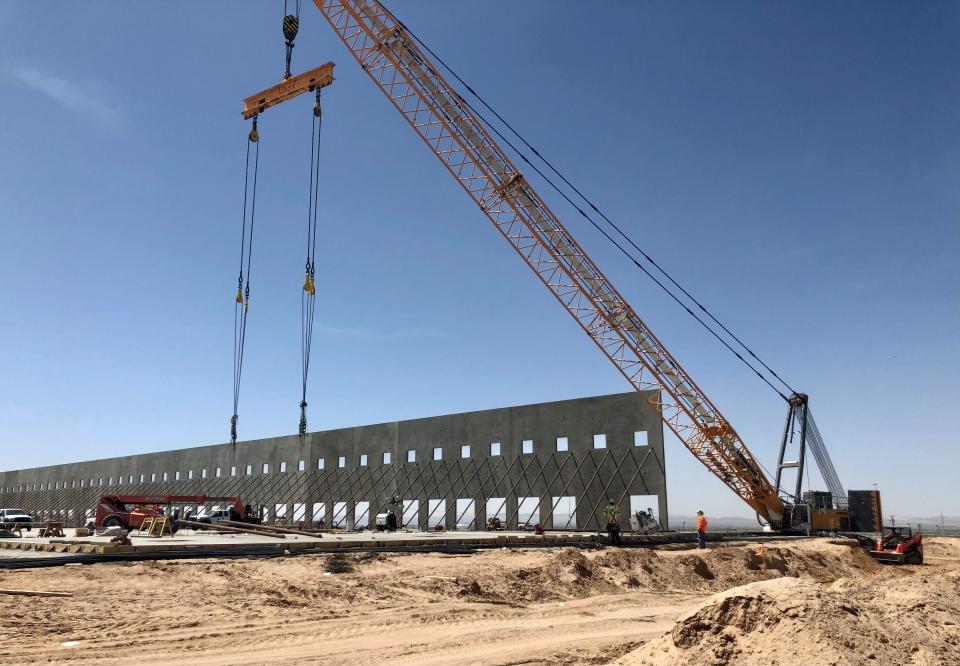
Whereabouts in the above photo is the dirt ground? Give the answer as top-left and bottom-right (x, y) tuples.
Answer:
(0, 537), (957, 665)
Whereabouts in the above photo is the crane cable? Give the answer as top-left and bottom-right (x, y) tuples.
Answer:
(380, 5), (797, 404)
(231, 119), (261, 445)
(299, 89), (323, 438)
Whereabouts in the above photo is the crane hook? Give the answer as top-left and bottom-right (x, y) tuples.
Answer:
(298, 400), (308, 437)
(283, 14), (300, 80)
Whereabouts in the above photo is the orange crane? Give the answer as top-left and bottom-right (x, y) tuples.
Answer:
(243, 0), (850, 530)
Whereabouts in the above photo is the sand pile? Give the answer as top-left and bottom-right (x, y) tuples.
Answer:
(2, 538), (955, 665)
(925, 536), (960, 560)
(616, 567), (960, 666)
(441, 539), (882, 605)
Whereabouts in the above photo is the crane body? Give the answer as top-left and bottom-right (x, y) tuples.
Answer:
(234, 0), (858, 531)
(312, 0), (800, 526)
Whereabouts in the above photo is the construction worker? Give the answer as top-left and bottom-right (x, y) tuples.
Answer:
(696, 510), (708, 549)
(602, 499), (622, 545)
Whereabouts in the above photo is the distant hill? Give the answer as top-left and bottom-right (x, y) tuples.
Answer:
(891, 516), (960, 535)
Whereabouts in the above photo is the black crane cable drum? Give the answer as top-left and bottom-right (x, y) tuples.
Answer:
(299, 89), (323, 438)
(378, 4), (797, 404)
(231, 118), (261, 445)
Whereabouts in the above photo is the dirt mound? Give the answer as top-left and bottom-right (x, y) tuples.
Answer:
(616, 568), (960, 666)
(439, 539), (882, 606)
(925, 537), (960, 559)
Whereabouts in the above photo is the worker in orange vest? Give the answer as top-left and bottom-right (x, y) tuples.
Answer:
(696, 510), (707, 549)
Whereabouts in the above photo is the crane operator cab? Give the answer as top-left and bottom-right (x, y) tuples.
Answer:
(788, 503), (811, 531)
(765, 502), (813, 532)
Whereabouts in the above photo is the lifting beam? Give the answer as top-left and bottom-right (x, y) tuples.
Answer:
(242, 62), (336, 119)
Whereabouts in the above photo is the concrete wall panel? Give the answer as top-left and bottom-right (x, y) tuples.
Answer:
(0, 392), (667, 531)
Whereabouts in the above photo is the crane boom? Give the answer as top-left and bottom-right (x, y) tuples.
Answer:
(313, 0), (786, 524)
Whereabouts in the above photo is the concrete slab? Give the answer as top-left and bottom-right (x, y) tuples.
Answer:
(0, 527), (600, 559)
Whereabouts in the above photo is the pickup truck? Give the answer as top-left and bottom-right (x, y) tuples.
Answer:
(0, 508), (33, 531)
(194, 509), (232, 525)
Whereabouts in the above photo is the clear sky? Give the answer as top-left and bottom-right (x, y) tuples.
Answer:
(1, 2), (957, 519)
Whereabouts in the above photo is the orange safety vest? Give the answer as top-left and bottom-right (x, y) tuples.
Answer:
(697, 515), (707, 532)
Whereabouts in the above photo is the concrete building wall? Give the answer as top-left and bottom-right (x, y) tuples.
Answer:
(0, 392), (667, 531)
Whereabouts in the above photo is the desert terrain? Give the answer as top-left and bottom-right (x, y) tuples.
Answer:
(0, 537), (957, 665)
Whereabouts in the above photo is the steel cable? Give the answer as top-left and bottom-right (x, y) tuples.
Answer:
(379, 4), (797, 402)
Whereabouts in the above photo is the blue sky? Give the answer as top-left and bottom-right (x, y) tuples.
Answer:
(1, 2), (957, 519)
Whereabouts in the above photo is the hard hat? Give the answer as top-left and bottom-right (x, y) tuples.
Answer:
(697, 510), (703, 515)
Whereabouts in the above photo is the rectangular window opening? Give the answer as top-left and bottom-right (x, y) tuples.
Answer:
(634, 431), (649, 446)
(427, 499), (446, 529)
(332, 501), (348, 529)
(460, 444), (470, 458)
(485, 497), (507, 524)
(402, 499), (420, 528)
(354, 501), (370, 529)
(455, 498), (476, 530)
(593, 433), (607, 449)
(517, 496), (540, 528)
(551, 496), (577, 530)
(630, 495), (660, 529)
(522, 439), (533, 454)
(490, 442), (501, 456)
(556, 436), (569, 452)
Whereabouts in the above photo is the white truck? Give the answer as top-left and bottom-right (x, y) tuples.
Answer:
(0, 508), (33, 531)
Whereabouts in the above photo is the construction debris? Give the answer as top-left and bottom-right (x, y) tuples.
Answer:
(0, 589), (73, 598)
(176, 519), (286, 539)
(220, 520), (322, 538)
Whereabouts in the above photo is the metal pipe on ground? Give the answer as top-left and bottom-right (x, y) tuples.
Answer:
(219, 520), (322, 538)
(176, 519), (286, 539)
(0, 588), (73, 597)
